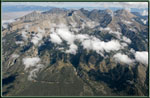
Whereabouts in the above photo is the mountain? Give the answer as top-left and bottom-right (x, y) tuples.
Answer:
(2, 8), (148, 96)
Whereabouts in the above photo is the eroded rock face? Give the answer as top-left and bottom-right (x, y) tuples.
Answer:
(2, 8), (148, 96)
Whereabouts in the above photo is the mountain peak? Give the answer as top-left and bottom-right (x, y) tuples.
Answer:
(115, 9), (135, 18)
(42, 8), (66, 14)
(20, 10), (41, 21)
(32, 10), (41, 13)
(27, 10), (41, 15)
(116, 9), (130, 14)
(105, 9), (112, 13)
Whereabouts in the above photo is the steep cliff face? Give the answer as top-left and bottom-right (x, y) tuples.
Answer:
(2, 8), (148, 96)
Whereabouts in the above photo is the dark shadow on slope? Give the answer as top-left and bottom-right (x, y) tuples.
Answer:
(70, 53), (81, 68)
(20, 42), (33, 53)
(38, 40), (52, 54)
(118, 22), (148, 51)
(15, 35), (23, 41)
(68, 11), (74, 16)
(2, 91), (9, 96)
(88, 64), (134, 92)
(100, 14), (112, 28)
(2, 74), (17, 86)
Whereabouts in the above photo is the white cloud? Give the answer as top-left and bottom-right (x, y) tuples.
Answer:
(23, 57), (41, 70)
(49, 24), (125, 55)
(86, 21), (99, 28)
(2, 19), (15, 28)
(135, 51), (148, 65)
(57, 28), (75, 44)
(31, 33), (43, 45)
(113, 53), (134, 64)
(122, 36), (131, 44)
(121, 42), (128, 47)
(101, 40), (123, 52)
(2, 19), (15, 24)
(54, 26), (80, 54)
(50, 33), (62, 44)
(82, 39), (93, 50)
(66, 44), (78, 55)
(28, 64), (44, 80)
(130, 48), (135, 53)
(75, 34), (89, 42)
(100, 27), (122, 39)
(81, 37), (123, 54)
(109, 31), (122, 39)
(22, 57), (45, 80)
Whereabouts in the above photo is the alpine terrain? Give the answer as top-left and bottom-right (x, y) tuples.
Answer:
(2, 8), (148, 96)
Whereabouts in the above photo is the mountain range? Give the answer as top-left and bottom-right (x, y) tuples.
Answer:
(2, 8), (148, 96)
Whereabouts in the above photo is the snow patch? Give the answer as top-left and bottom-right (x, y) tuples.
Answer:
(21, 31), (28, 40)
(11, 54), (19, 58)
(142, 10), (148, 16)
(141, 19), (147, 24)
(15, 41), (24, 45)
(31, 27), (45, 45)
(122, 20), (132, 24)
